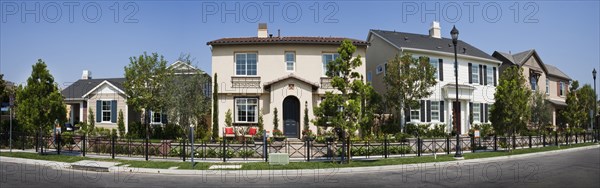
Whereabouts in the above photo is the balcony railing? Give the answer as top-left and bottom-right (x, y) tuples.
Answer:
(320, 77), (333, 89)
(231, 76), (261, 88)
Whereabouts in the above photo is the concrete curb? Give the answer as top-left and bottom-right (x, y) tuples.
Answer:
(1, 144), (598, 176)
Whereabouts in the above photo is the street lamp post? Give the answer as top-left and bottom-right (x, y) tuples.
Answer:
(593, 69), (597, 142)
(451, 25), (463, 158)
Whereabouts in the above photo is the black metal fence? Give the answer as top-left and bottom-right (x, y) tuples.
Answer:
(1, 130), (599, 162)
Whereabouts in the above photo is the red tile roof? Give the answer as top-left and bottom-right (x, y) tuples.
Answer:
(207, 36), (369, 46)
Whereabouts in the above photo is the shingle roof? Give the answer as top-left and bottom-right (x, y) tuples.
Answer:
(545, 64), (572, 80)
(511, 50), (535, 66)
(207, 36), (369, 46)
(61, 78), (126, 100)
(369, 30), (497, 61)
(263, 74), (320, 91)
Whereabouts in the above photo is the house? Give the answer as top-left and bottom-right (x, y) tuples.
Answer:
(492, 49), (572, 129)
(366, 22), (501, 135)
(61, 61), (211, 133)
(61, 71), (137, 132)
(208, 23), (368, 138)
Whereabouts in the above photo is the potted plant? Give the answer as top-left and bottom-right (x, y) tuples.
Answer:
(272, 129), (285, 141)
(302, 129), (315, 141)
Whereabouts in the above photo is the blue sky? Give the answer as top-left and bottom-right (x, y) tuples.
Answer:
(1, 0), (599, 95)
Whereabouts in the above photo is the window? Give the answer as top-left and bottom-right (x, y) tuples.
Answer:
(559, 82), (564, 96)
(151, 111), (162, 124)
(471, 64), (479, 84)
(285, 52), (295, 71)
(545, 79), (549, 95)
(430, 57), (438, 80)
(530, 75), (537, 91)
(235, 98), (258, 123)
(322, 53), (339, 76)
(487, 104), (492, 123)
(431, 101), (440, 121)
(410, 108), (420, 122)
(235, 53), (257, 76)
(101, 101), (111, 122)
(472, 103), (480, 122)
(376, 64), (384, 74)
(367, 71), (372, 83)
(486, 67), (493, 85)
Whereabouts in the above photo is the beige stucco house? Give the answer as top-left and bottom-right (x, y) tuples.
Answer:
(208, 24), (367, 138)
(492, 49), (572, 129)
(366, 22), (502, 135)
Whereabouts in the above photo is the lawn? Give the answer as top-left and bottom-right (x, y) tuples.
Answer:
(0, 152), (89, 163)
(463, 142), (598, 159)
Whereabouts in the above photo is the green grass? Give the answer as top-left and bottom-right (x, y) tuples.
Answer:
(0, 152), (89, 163)
(463, 142), (597, 159)
(239, 155), (456, 170)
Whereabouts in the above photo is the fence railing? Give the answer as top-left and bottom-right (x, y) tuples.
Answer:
(1, 130), (599, 162)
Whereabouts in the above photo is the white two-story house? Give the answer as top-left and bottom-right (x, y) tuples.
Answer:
(208, 24), (368, 138)
(366, 22), (501, 135)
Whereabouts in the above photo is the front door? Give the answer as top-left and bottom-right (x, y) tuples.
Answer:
(283, 96), (300, 138)
(453, 101), (461, 134)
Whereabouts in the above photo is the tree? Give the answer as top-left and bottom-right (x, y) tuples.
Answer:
(563, 82), (596, 131)
(0, 74), (5, 100)
(164, 54), (211, 141)
(87, 108), (95, 135)
(273, 108), (279, 130)
(490, 66), (531, 136)
(358, 82), (383, 139)
(383, 54), (437, 131)
(117, 109), (125, 137)
(313, 39), (370, 137)
(225, 109), (232, 127)
(212, 73), (219, 140)
(15, 60), (66, 153)
(530, 92), (552, 132)
(124, 52), (172, 160)
(303, 101), (309, 133)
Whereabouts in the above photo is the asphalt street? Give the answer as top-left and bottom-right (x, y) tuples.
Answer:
(1, 147), (599, 188)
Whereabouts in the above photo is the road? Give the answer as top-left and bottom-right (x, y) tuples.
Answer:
(1, 147), (599, 188)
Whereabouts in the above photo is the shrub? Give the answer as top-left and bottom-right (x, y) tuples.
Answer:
(427, 124), (447, 138)
(394, 132), (411, 142)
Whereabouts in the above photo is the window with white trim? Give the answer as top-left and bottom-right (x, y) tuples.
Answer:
(473, 103), (480, 122)
(235, 98), (258, 123)
(486, 67), (493, 85)
(410, 108), (420, 122)
(430, 101), (440, 121)
(151, 111), (162, 124)
(471, 64), (479, 84)
(429, 57), (438, 80)
(235, 53), (257, 76)
(285, 52), (295, 71)
(101, 101), (111, 122)
(322, 53), (339, 76)
(376, 64), (384, 74)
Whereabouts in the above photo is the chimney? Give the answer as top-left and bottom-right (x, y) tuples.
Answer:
(429, 21), (441, 39)
(81, 70), (92, 80)
(258, 23), (268, 38)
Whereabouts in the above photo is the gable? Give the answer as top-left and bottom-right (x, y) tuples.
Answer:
(523, 56), (543, 71)
(82, 80), (126, 98)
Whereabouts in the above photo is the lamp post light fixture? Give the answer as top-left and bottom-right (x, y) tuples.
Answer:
(451, 25), (463, 158)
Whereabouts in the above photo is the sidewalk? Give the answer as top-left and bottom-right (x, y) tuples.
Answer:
(1, 144), (598, 175)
